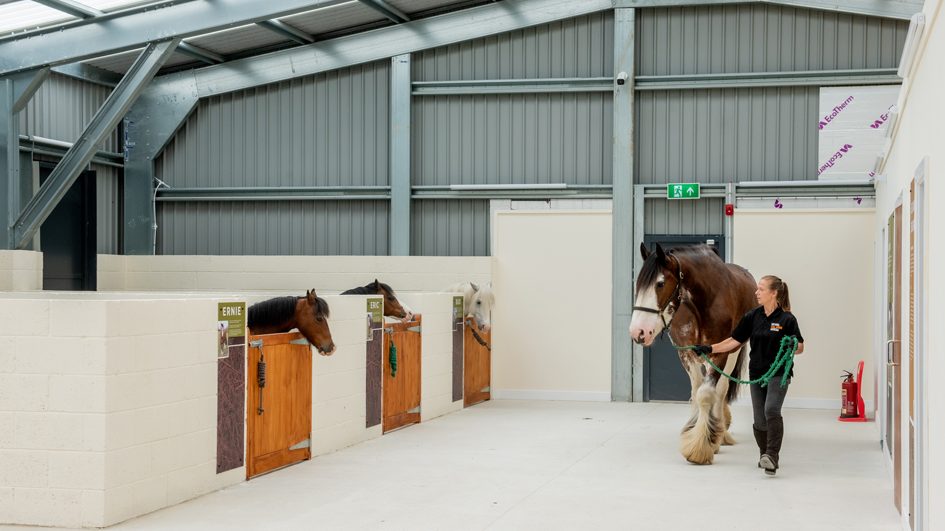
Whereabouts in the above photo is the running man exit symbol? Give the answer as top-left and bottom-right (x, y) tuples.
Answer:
(666, 183), (700, 200)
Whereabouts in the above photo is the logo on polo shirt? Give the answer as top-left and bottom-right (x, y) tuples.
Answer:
(770, 323), (783, 332)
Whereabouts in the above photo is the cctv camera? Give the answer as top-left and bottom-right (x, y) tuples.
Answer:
(616, 72), (629, 85)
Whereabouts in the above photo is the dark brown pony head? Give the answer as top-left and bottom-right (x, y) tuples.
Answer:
(296, 289), (335, 355)
(630, 243), (685, 346)
(247, 290), (335, 355)
(368, 279), (407, 318)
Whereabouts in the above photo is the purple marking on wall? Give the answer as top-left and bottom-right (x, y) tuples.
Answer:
(817, 143), (854, 176)
(818, 95), (855, 130)
(869, 105), (896, 129)
(217, 338), (245, 473)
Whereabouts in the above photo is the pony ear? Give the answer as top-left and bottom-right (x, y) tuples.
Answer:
(640, 242), (650, 260)
(470, 282), (479, 292)
(372, 278), (380, 288)
(307, 289), (317, 303)
(655, 243), (666, 263)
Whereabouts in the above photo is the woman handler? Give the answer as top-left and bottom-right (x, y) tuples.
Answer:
(694, 275), (804, 476)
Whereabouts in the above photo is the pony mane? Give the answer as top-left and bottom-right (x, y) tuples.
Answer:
(342, 281), (396, 296)
(248, 296), (298, 328)
(248, 295), (330, 328)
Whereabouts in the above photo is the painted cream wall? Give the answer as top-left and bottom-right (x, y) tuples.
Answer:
(97, 255), (490, 293)
(492, 211), (611, 401)
(733, 209), (875, 409)
(0, 251), (42, 291)
(874, 1), (943, 527)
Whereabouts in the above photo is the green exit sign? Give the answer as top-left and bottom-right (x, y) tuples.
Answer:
(667, 183), (700, 199)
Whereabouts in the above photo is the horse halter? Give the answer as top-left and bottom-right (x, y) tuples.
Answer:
(632, 255), (685, 330)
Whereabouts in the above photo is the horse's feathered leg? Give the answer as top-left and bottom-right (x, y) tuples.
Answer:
(715, 351), (740, 446)
(680, 365), (719, 465)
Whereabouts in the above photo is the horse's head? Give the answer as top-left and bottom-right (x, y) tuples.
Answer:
(373, 279), (407, 318)
(630, 243), (684, 346)
(297, 289), (336, 355)
(467, 282), (494, 331)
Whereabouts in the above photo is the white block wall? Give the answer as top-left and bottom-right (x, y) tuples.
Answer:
(399, 293), (464, 421)
(0, 251), (42, 292)
(0, 294), (243, 528)
(309, 295), (382, 457)
(97, 255), (491, 293)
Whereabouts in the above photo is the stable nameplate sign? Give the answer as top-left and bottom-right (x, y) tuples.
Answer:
(667, 183), (700, 200)
(367, 297), (383, 340)
(453, 296), (464, 322)
(217, 302), (246, 359)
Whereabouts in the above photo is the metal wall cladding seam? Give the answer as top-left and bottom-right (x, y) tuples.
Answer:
(412, 93), (613, 187)
(635, 86), (820, 183)
(18, 73), (120, 151)
(410, 200), (490, 256)
(644, 197), (724, 235)
(156, 201), (389, 256)
(636, 4), (909, 75)
(411, 12), (614, 80)
(154, 61), (390, 188)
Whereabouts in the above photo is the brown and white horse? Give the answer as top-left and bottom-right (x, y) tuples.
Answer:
(629, 244), (755, 464)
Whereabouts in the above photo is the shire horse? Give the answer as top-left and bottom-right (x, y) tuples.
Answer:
(445, 281), (494, 331)
(248, 289), (336, 356)
(341, 279), (408, 319)
(630, 244), (755, 464)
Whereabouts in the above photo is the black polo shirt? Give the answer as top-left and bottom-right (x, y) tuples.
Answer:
(732, 305), (804, 380)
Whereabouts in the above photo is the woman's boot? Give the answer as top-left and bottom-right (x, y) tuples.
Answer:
(759, 416), (783, 476)
(752, 425), (767, 468)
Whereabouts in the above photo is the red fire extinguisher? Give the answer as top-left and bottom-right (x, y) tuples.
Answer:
(840, 371), (858, 418)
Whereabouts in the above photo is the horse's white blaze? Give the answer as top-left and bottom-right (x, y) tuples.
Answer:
(629, 275), (665, 346)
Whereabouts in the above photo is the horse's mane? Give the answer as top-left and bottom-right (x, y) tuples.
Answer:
(638, 245), (720, 289)
(342, 281), (396, 296)
(248, 295), (330, 328)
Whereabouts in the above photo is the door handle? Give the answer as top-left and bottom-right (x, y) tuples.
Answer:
(886, 339), (900, 366)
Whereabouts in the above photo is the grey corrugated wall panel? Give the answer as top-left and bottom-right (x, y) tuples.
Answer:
(156, 61), (390, 188)
(154, 61), (390, 255)
(93, 165), (121, 254)
(635, 86), (820, 183)
(413, 93), (613, 187)
(18, 73), (120, 151)
(644, 198), (724, 235)
(412, 12), (614, 80)
(636, 4), (908, 75)
(157, 201), (389, 255)
(411, 200), (489, 256)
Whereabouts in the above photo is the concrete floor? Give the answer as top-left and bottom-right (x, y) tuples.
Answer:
(4, 401), (900, 531)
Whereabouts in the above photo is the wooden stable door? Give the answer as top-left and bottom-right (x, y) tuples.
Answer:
(247, 332), (312, 479)
(464, 320), (491, 407)
(383, 316), (422, 433)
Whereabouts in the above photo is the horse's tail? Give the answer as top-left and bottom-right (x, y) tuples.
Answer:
(724, 344), (748, 404)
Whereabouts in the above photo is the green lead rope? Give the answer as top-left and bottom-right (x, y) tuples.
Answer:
(677, 335), (799, 388)
(389, 340), (398, 378)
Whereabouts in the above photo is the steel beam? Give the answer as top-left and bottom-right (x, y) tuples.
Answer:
(51, 62), (122, 87)
(614, 0), (921, 20)
(412, 77), (613, 95)
(256, 20), (315, 45)
(0, 0), (351, 75)
(359, 0), (410, 23)
(389, 54), (411, 256)
(177, 42), (225, 65)
(611, 8), (635, 402)
(155, 186), (391, 201)
(635, 69), (901, 90)
(32, 0), (102, 19)
(12, 40), (180, 249)
(1, 69), (49, 249)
